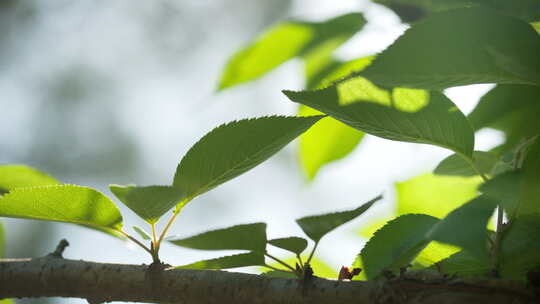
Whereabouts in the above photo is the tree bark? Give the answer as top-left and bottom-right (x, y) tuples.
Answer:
(0, 256), (537, 304)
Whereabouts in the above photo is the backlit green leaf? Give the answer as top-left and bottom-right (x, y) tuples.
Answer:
(414, 241), (460, 267)
(0, 185), (123, 232)
(218, 13), (365, 90)
(284, 83), (474, 157)
(0, 165), (60, 193)
(268, 237), (308, 255)
(500, 215), (540, 280)
(435, 250), (492, 277)
(169, 223), (267, 252)
(176, 251), (265, 270)
(397, 173), (482, 218)
(296, 195), (381, 243)
(109, 185), (186, 224)
(132, 226), (152, 241)
(359, 214), (439, 279)
(357, 8), (540, 89)
(173, 116), (323, 198)
(434, 151), (498, 177)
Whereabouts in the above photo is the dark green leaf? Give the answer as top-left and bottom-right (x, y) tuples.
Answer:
(285, 85), (474, 157)
(434, 151), (498, 177)
(173, 116), (323, 198)
(360, 214), (439, 279)
(479, 171), (524, 215)
(268, 237), (308, 255)
(521, 138), (540, 215)
(0, 185), (123, 233)
(175, 252), (265, 270)
(435, 250), (492, 277)
(0, 165), (60, 192)
(132, 226), (152, 241)
(297, 195), (381, 243)
(169, 223), (267, 252)
(109, 185), (186, 224)
(218, 13), (366, 90)
(357, 8), (540, 89)
(500, 215), (540, 280)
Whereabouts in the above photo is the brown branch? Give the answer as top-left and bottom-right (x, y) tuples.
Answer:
(0, 257), (537, 304)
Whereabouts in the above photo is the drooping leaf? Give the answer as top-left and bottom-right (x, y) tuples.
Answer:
(397, 173), (482, 218)
(426, 195), (499, 258)
(169, 223), (267, 252)
(296, 195), (381, 243)
(356, 8), (540, 89)
(218, 13), (366, 90)
(359, 214), (439, 279)
(132, 226), (152, 241)
(175, 251), (265, 270)
(268, 237), (308, 255)
(499, 215), (540, 280)
(0, 165), (60, 193)
(0, 185), (123, 233)
(109, 185), (186, 224)
(284, 83), (474, 157)
(435, 249), (493, 277)
(173, 116), (323, 199)
(468, 85), (540, 151)
(434, 151), (498, 177)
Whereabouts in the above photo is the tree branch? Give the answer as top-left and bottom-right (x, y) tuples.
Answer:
(0, 257), (537, 304)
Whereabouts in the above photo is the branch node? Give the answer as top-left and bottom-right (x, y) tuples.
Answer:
(48, 239), (69, 258)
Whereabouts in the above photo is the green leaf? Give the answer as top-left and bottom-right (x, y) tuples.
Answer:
(296, 195), (381, 243)
(0, 185), (123, 233)
(109, 185), (186, 224)
(468, 85), (540, 151)
(356, 8), (540, 89)
(397, 173), (482, 218)
(0, 221), (5, 258)
(0, 300), (14, 304)
(356, 217), (393, 239)
(132, 226), (152, 241)
(261, 256), (338, 279)
(284, 84), (474, 157)
(173, 116), (323, 198)
(359, 214), (439, 279)
(426, 195), (499, 258)
(521, 137), (540, 215)
(435, 250), (493, 277)
(434, 151), (498, 177)
(268, 237), (308, 255)
(414, 241), (460, 267)
(218, 13), (366, 90)
(169, 223), (267, 252)
(479, 171), (524, 215)
(0, 165), (60, 192)
(175, 251), (265, 270)
(500, 215), (540, 280)
(307, 56), (375, 90)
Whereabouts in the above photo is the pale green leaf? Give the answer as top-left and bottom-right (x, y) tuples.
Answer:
(351, 254), (367, 280)
(132, 226), (152, 241)
(0, 299), (14, 304)
(0, 165), (60, 192)
(218, 13), (365, 90)
(359, 214), (439, 279)
(284, 83), (474, 157)
(434, 151), (498, 177)
(173, 116), (323, 198)
(296, 195), (381, 243)
(109, 184), (186, 224)
(357, 8), (540, 89)
(307, 56), (375, 90)
(169, 223), (267, 252)
(176, 252), (265, 270)
(414, 241), (460, 267)
(268, 237), (308, 255)
(397, 173), (482, 218)
(0, 185), (123, 233)
(500, 215), (540, 280)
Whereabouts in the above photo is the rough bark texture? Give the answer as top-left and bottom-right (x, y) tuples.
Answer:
(0, 256), (537, 304)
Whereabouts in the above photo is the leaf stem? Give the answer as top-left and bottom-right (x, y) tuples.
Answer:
(264, 253), (296, 272)
(151, 223), (158, 245)
(118, 230), (152, 255)
(262, 264), (295, 274)
(296, 254), (304, 269)
(155, 198), (191, 253)
(306, 241), (319, 264)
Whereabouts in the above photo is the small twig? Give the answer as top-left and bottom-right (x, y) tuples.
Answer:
(306, 241), (319, 264)
(48, 239), (69, 258)
(118, 230), (153, 255)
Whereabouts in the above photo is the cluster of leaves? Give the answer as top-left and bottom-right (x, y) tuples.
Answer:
(1, 0), (540, 292)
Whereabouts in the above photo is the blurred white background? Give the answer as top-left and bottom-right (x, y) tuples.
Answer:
(0, 1), (502, 303)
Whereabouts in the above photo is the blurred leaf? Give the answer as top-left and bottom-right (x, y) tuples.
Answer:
(176, 252), (265, 270)
(173, 116), (323, 199)
(468, 85), (540, 150)
(284, 84), (474, 157)
(397, 173), (482, 218)
(351, 254), (367, 280)
(480, 171), (523, 215)
(169, 223), (267, 252)
(261, 256), (338, 279)
(109, 185), (186, 224)
(414, 241), (460, 267)
(521, 138), (540, 215)
(356, 8), (540, 89)
(218, 13), (366, 90)
(268, 237), (308, 255)
(296, 195), (381, 243)
(532, 21), (540, 34)
(500, 215), (540, 280)
(434, 151), (498, 177)
(427, 195), (499, 258)
(307, 56), (375, 90)
(132, 226), (152, 241)
(356, 217), (393, 238)
(0, 300), (14, 304)
(0, 185), (123, 234)
(359, 214), (439, 279)
(0, 220), (4, 258)
(435, 249), (492, 277)
(0, 165), (60, 192)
